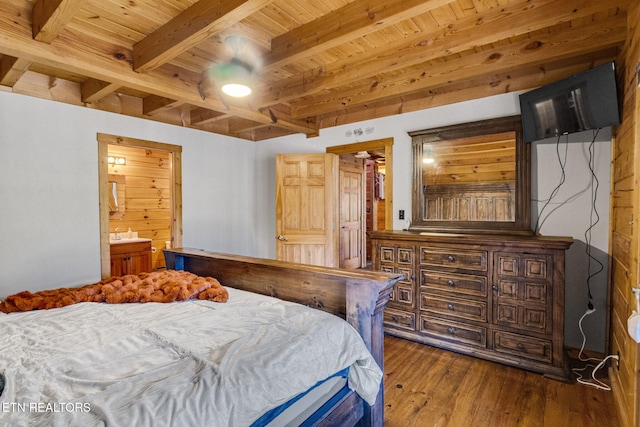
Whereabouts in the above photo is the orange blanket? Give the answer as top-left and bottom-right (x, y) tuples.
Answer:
(0, 270), (228, 314)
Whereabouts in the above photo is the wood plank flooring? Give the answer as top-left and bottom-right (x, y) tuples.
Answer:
(383, 335), (619, 427)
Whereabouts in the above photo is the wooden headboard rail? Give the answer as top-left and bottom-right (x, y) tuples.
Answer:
(164, 248), (402, 427)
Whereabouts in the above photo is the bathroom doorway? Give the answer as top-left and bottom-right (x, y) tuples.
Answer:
(97, 133), (183, 279)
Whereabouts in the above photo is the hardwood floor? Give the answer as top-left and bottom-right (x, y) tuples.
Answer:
(383, 335), (618, 427)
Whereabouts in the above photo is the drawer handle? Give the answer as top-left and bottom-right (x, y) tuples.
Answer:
(448, 304), (454, 311)
(392, 316), (399, 322)
(448, 280), (455, 286)
(448, 327), (455, 335)
(448, 255), (455, 262)
(517, 343), (525, 350)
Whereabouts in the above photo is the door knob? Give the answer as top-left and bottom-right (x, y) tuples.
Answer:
(276, 235), (288, 241)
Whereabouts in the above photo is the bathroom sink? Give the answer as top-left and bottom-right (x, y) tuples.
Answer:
(110, 237), (152, 245)
(109, 231), (151, 245)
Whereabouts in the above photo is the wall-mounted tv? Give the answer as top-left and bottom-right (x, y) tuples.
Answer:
(519, 62), (620, 142)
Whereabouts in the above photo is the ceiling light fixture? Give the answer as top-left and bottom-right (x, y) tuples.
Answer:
(355, 151), (371, 159)
(208, 36), (255, 98)
(219, 58), (253, 97)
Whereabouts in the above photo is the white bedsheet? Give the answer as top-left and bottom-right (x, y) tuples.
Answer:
(0, 287), (382, 426)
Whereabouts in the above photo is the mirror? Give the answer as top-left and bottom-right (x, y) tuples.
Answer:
(108, 181), (118, 212)
(108, 174), (125, 219)
(410, 116), (531, 234)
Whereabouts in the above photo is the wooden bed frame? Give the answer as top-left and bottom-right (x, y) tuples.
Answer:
(163, 248), (402, 427)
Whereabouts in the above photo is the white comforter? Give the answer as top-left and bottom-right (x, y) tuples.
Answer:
(0, 287), (382, 426)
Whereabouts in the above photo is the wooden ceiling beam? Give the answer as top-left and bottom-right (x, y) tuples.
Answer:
(258, 0), (625, 107)
(228, 117), (266, 134)
(262, 0), (456, 72)
(32, 0), (88, 43)
(81, 78), (120, 103)
(290, 14), (627, 119)
(316, 49), (619, 129)
(143, 95), (184, 116)
(133, 0), (274, 73)
(257, 105), (318, 137)
(0, 55), (32, 87)
(0, 14), (318, 137)
(238, 126), (295, 141)
(190, 108), (230, 125)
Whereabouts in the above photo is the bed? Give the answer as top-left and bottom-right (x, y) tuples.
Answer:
(0, 248), (402, 427)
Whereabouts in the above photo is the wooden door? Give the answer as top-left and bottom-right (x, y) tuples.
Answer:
(339, 158), (366, 269)
(275, 153), (339, 267)
(365, 159), (375, 260)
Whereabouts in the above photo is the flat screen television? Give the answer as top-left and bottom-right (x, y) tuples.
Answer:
(519, 62), (620, 142)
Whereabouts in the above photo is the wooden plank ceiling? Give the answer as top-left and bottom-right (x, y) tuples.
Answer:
(0, 0), (630, 141)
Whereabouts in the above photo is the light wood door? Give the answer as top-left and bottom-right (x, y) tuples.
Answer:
(339, 159), (365, 269)
(275, 153), (339, 267)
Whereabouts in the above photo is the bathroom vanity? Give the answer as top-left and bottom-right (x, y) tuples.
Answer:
(110, 239), (153, 276)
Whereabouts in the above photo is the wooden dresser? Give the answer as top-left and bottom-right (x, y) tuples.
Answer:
(370, 230), (573, 380)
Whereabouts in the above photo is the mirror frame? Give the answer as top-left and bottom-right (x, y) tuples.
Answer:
(410, 116), (532, 235)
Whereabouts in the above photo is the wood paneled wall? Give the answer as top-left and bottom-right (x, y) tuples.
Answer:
(610, 2), (640, 426)
(108, 145), (172, 269)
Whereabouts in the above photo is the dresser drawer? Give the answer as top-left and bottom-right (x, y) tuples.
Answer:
(493, 331), (552, 363)
(420, 247), (487, 271)
(384, 309), (416, 331)
(380, 245), (413, 265)
(421, 270), (487, 297)
(420, 293), (487, 322)
(389, 284), (415, 309)
(381, 265), (415, 287)
(420, 315), (487, 348)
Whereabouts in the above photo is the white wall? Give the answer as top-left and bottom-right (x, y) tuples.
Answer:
(531, 130), (611, 353)
(255, 92), (611, 352)
(0, 91), (256, 299)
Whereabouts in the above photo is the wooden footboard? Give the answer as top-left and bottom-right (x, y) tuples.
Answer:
(163, 248), (402, 427)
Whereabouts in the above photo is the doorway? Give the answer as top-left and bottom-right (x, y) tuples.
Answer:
(97, 133), (183, 279)
(327, 138), (393, 266)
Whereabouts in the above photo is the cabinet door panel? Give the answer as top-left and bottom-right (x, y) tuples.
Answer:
(110, 242), (152, 276)
(379, 243), (416, 309)
(493, 252), (552, 334)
